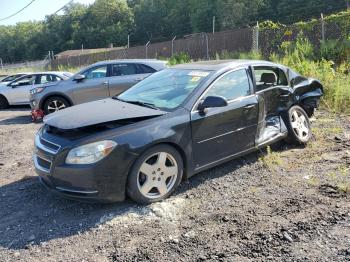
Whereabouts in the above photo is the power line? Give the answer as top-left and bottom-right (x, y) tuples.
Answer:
(0, 0), (37, 22)
(53, 0), (74, 15)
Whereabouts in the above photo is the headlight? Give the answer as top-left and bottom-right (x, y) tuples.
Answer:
(65, 140), (117, 165)
(30, 87), (46, 95)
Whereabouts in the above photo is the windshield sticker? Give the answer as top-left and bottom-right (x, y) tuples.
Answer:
(190, 76), (201, 82)
(188, 71), (210, 77)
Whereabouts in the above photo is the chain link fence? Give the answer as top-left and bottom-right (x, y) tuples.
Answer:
(45, 12), (349, 70)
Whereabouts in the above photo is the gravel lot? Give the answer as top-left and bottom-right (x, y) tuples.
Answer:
(0, 107), (349, 261)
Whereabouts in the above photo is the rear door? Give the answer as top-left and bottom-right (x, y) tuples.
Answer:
(73, 64), (109, 104)
(253, 66), (292, 116)
(108, 63), (153, 97)
(191, 68), (259, 169)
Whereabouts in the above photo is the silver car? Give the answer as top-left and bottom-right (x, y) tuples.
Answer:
(0, 73), (30, 85)
(0, 72), (73, 109)
(29, 59), (167, 115)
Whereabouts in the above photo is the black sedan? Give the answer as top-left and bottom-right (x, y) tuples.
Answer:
(34, 60), (323, 203)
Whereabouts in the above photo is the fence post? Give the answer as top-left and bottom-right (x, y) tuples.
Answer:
(252, 22), (259, 52)
(0, 58), (3, 70)
(171, 36), (176, 56)
(321, 13), (325, 42)
(205, 33), (209, 60)
(145, 41), (150, 58)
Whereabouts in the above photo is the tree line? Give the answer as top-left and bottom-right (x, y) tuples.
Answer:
(0, 0), (347, 63)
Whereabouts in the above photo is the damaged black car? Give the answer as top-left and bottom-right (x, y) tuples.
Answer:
(34, 60), (323, 203)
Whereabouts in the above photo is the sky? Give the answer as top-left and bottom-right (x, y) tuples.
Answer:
(0, 0), (96, 25)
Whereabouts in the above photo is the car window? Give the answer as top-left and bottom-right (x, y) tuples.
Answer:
(137, 64), (156, 74)
(84, 66), (107, 79)
(2, 74), (24, 82)
(12, 75), (36, 86)
(205, 69), (251, 101)
(37, 74), (62, 84)
(111, 64), (137, 76)
(254, 66), (288, 91)
(118, 69), (212, 110)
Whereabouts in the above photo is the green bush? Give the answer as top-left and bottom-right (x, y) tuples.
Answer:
(168, 52), (191, 65)
(320, 38), (350, 63)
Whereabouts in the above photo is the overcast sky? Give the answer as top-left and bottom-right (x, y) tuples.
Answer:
(0, 0), (96, 25)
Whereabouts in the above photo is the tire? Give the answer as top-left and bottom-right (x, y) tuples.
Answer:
(284, 105), (312, 145)
(43, 96), (70, 115)
(127, 145), (183, 204)
(0, 95), (9, 109)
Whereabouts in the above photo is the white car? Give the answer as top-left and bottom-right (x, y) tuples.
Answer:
(0, 72), (73, 109)
(0, 73), (30, 85)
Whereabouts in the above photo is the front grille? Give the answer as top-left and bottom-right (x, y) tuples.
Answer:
(40, 137), (60, 152)
(37, 156), (51, 170)
(34, 155), (52, 173)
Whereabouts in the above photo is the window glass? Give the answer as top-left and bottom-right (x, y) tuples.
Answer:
(2, 74), (24, 82)
(111, 64), (137, 76)
(205, 69), (250, 101)
(118, 69), (212, 110)
(137, 64), (156, 74)
(84, 66), (107, 79)
(13, 75), (36, 86)
(37, 74), (62, 84)
(254, 66), (288, 91)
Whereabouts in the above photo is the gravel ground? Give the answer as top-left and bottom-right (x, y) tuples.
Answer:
(0, 107), (349, 262)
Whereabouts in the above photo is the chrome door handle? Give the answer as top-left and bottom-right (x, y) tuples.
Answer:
(134, 78), (144, 82)
(244, 104), (255, 109)
(102, 81), (108, 85)
(280, 94), (289, 97)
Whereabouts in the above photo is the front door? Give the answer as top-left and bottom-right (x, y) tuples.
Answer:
(73, 65), (110, 104)
(6, 75), (36, 104)
(191, 68), (259, 169)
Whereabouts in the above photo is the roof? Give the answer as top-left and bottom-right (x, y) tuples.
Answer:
(91, 59), (167, 66)
(172, 60), (278, 71)
(55, 47), (125, 58)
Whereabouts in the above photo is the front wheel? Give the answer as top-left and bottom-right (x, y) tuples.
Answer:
(285, 105), (312, 145)
(43, 96), (70, 115)
(127, 145), (183, 204)
(0, 95), (9, 109)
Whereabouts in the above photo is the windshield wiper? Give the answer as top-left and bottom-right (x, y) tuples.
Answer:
(113, 97), (159, 110)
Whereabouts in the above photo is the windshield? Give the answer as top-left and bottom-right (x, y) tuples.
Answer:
(117, 69), (212, 110)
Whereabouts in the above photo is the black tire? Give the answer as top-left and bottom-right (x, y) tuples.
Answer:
(0, 95), (9, 109)
(284, 105), (312, 145)
(43, 96), (70, 115)
(127, 144), (183, 204)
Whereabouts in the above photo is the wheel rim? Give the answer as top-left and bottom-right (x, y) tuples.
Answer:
(47, 100), (66, 113)
(137, 152), (178, 199)
(291, 109), (309, 140)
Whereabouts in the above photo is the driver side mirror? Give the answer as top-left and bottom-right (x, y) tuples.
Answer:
(73, 74), (86, 82)
(197, 96), (228, 112)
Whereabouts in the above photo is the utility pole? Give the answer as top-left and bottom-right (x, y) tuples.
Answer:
(212, 16), (216, 34)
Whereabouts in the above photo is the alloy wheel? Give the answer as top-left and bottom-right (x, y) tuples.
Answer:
(47, 100), (66, 113)
(290, 109), (309, 140)
(137, 152), (178, 199)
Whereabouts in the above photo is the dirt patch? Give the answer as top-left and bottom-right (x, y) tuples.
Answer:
(0, 107), (349, 261)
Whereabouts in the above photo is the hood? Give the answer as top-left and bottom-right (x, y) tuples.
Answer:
(44, 98), (167, 130)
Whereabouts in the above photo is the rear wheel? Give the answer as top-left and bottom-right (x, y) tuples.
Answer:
(43, 96), (70, 115)
(0, 95), (9, 109)
(127, 145), (183, 204)
(285, 105), (311, 145)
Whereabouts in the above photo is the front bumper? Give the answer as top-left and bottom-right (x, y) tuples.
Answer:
(33, 132), (136, 203)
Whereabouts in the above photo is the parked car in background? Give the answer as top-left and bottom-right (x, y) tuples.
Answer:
(0, 73), (30, 85)
(34, 60), (323, 204)
(29, 59), (167, 118)
(0, 72), (73, 109)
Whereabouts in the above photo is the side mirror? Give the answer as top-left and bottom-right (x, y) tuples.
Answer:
(73, 74), (86, 82)
(197, 96), (228, 112)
